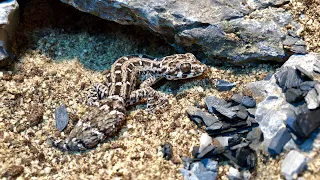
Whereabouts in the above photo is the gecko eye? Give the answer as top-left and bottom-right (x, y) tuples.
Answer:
(180, 63), (191, 73)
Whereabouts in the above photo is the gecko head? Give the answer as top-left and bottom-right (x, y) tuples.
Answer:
(162, 53), (208, 80)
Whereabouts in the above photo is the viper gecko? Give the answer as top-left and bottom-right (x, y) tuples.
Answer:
(50, 53), (207, 151)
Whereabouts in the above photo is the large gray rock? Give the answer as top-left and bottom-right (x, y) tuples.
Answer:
(0, 0), (19, 67)
(60, 0), (306, 64)
(281, 150), (307, 179)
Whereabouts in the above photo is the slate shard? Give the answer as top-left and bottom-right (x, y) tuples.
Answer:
(204, 96), (228, 113)
(186, 106), (219, 127)
(241, 96), (256, 108)
(235, 146), (257, 169)
(296, 65), (313, 80)
(268, 127), (292, 155)
(291, 108), (320, 138)
(162, 143), (173, 160)
(285, 88), (305, 103)
(304, 89), (319, 110)
(281, 150), (307, 179)
(275, 67), (304, 90)
(299, 81), (316, 91)
(216, 79), (236, 91)
(54, 104), (69, 131)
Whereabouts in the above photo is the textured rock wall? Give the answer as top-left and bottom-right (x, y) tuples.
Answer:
(0, 0), (19, 67)
(60, 0), (306, 64)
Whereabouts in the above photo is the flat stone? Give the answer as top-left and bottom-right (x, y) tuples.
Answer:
(199, 133), (213, 153)
(304, 89), (319, 110)
(285, 88), (305, 103)
(228, 167), (241, 180)
(215, 106), (237, 119)
(314, 83), (320, 102)
(230, 142), (250, 150)
(281, 150), (307, 179)
(54, 104), (69, 131)
(275, 67), (304, 90)
(290, 108), (320, 138)
(181, 157), (198, 170)
(264, 73), (273, 80)
(231, 93), (243, 104)
(236, 109), (249, 120)
(299, 81), (316, 91)
(200, 158), (218, 172)
(61, 0), (306, 64)
(214, 136), (230, 147)
(190, 162), (206, 175)
(187, 106), (219, 127)
(196, 171), (218, 180)
(268, 127), (292, 155)
(197, 144), (216, 159)
(283, 53), (320, 73)
(180, 168), (199, 180)
(296, 65), (313, 80)
(241, 96), (256, 108)
(204, 96), (228, 114)
(216, 79), (236, 91)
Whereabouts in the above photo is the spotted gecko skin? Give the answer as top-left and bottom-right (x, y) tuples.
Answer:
(50, 53), (207, 151)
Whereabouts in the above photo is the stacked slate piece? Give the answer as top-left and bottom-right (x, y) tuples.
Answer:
(187, 94), (257, 137)
(274, 65), (320, 140)
(183, 94), (262, 179)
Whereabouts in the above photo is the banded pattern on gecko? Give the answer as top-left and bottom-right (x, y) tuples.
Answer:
(50, 53), (207, 151)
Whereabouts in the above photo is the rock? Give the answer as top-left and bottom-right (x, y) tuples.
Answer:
(206, 122), (224, 132)
(187, 106), (219, 127)
(268, 127), (292, 155)
(235, 146), (257, 169)
(215, 106), (237, 119)
(281, 150), (307, 179)
(231, 93), (243, 104)
(241, 170), (252, 180)
(197, 144), (216, 159)
(296, 65), (313, 80)
(230, 142), (250, 151)
(60, 0), (305, 64)
(196, 171), (217, 180)
(214, 136), (230, 147)
(181, 157), (197, 170)
(299, 81), (316, 91)
(0, 0), (19, 67)
(246, 127), (264, 149)
(200, 158), (218, 172)
(162, 143), (172, 160)
(190, 162), (206, 175)
(314, 83), (320, 102)
(264, 73), (273, 80)
(283, 53), (320, 73)
(215, 80), (236, 91)
(289, 108), (320, 138)
(192, 146), (200, 158)
(241, 96), (256, 108)
(304, 89), (319, 110)
(228, 134), (242, 147)
(228, 167), (241, 180)
(54, 104), (69, 131)
(199, 133), (213, 153)
(237, 111), (249, 119)
(180, 168), (199, 180)
(255, 96), (291, 140)
(204, 96), (228, 114)
(275, 67), (304, 90)
(285, 88), (305, 103)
